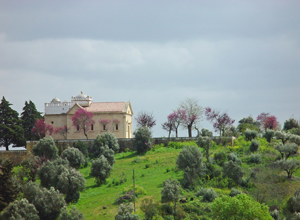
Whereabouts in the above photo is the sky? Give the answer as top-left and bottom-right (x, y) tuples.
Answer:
(0, 0), (300, 137)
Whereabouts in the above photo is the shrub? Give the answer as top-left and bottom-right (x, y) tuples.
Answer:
(202, 188), (217, 202)
(90, 155), (112, 186)
(101, 132), (119, 153)
(23, 181), (66, 220)
(249, 153), (262, 164)
(229, 188), (242, 197)
(0, 198), (39, 220)
(32, 137), (59, 160)
(61, 147), (86, 169)
(59, 207), (84, 220)
(275, 143), (299, 160)
(176, 146), (206, 188)
(74, 140), (88, 157)
(133, 126), (153, 154)
(227, 152), (241, 165)
(140, 198), (159, 220)
(249, 139), (260, 152)
(263, 129), (275, 143)
(168, 141), (197, 149)
(115, 203), (139, 220)
(245, 129), (258, 141)
(201, 128), (213, 137)
(214, 151), (227, 166)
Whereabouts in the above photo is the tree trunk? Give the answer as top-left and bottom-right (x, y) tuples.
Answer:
(175, 129), (178, 138)
(188, 124), (192, 137)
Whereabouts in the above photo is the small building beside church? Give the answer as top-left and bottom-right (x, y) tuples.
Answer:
(44, 92), (133, 140)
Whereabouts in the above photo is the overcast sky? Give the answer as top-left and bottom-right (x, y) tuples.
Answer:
(1, 0), (300, 137)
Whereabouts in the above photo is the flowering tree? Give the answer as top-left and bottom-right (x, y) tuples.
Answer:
(72, 108), (94, 139)
(257, 112), (279, 131)
(205, 107), (235, 136)
(54, 126), (69, 140)
(179, 98), (203, 137)
(31, 118), (53, 140)
(162, 109), (187, 138)
(135, 111), (156, 128)
(99, 119), (111, 131)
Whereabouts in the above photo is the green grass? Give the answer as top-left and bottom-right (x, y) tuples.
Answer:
(75, 148), (183, 220)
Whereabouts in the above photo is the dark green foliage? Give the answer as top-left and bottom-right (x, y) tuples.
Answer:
(61, 147), (86, 169)
(176, 146), (206, 188)
(200, 128), (213, 137)
(275, 143), (299, 160)
(227, 152), (242, 165)
(0, 96), (25, 150)
(32, 137), (59, 160)
(283, 118), (300, 131)
(0, 160), (21, 212)
(59, 207), (84, 220)
(229, 188), (242, 197)
(276, 159), (300, 179)
(237, 116), (260, 134)
(74, 140), (88, 157)
(270, 209), (280, 220)
(196, 136), (212, 161)
(140, 198), (159, 220)
(161, 178), (181, 219)
(115, 203), (140, 220)
(0, 198), (39, 220)
(101, 132), (119, 153)
(21, 100), (42, 141)
(245, 129), (258, 141)
(290, 128), (300, 136)
(249, 153), (262, 164)
(249, 139), (260, 152)
(214, 151), (227, 166)
(37, 158), (86, 203)
(223, 160), (244, 185)
(23, 181), (66, 220)
(133, 126), (153, 154)
(263, 129), (275, 143)
(289, 188), (300, 213)
(90, 155), (112, 186)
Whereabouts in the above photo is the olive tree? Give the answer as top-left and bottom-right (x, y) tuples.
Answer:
(115, 203), (139, 220)
(101, 132), (119, 153)
(245, 129), (258, 141)
(176, 145), (206, 188)
(133, 126), (153, 155)
(275, 143), (299, 160)
(90, 155), (112, 186)
(90, 136), (116, 165)
(223, 160), (244, 186)
(23, 181), (66, 220)
(0, 198), (39, 220)
(61, 147), (86, 169)
(32, 137), (58, 160)
(161, 178), (181, 219)
(196, 136), (212, 161)
(263, 129), (275, 143)
(276, 159), (300, 179)
(59, 207), (84, 220)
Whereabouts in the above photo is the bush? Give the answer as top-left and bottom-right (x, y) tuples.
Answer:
(59, 207), (84, 220)
(197, 136), (212, 161)
(249, 139), (260, 152)
(161, 178), (181, 219)
(133, 126), (153, 154)
(245, 129), (258, 141)
(90, 155), (112, 186)
(227, 152), (241, 165)
(140, 198), (159, 220)
(115, 203), (139, 220)
(74, 140), (88, 157)
(23, 181), (66, 220)
(32, 137), (59, 160)
(201, 128), (213, 137)
(223, 160), (244, 186)
(214, 151), (227, 166)
(61, 147), (86, 169)
(263, 129), (275, 143)
(167, 141), (197, 149)
(101, 132), (119, 153)
(229, 188), (242, 197)
(176, 146), (206, 188)
(249, 153), (262, 164)
(0, 198), (39, 220)
(200, 188), (217, 202)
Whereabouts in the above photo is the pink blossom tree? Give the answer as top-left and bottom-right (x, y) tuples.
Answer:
(205, 107), (235, 136)
(31, 118), (53, 140)
(179, 98), (203, 137)
(54, 126), (69, 140)
(257, 112), (279, 131)
(72, 108), (94, 139)
(99, 119), (111, 131)
(163, 109), (187, 138)
(135, 111), (156, 128)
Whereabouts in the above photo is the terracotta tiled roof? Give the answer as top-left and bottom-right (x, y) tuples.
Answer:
(82, 102), (127, 113)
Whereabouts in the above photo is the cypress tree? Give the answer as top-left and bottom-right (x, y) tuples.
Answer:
(0, 97), (25, 150)
(21, 100), (42, 141)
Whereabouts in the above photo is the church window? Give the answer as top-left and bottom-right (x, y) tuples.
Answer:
(116, 124), (118, 131)
(103, 125), (106, 131)
(77, 125), (79, 131)
(51, 121), (54, 124)
(91, 124), (94, 131)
